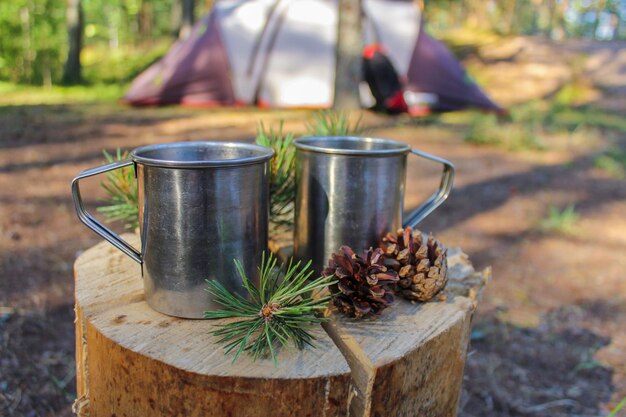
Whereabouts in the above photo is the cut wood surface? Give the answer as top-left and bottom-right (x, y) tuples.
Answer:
(74, 234), (489, 417)
(323, 249), (489, 417)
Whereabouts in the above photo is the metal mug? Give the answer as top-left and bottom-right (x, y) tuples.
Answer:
(71, 142), (274, 318)
(293, 136), (454, 273)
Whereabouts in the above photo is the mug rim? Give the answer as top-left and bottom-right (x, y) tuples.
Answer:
(131, 141), (274, 168)
(293, 136), (410, 156)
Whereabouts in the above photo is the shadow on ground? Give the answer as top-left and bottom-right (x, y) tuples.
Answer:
(460, 302), (616, 417)
(0, 305), (76, 417)
(1, 97), (625, 416)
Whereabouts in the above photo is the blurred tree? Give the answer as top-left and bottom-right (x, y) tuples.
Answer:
(2, 0), (626, 86)
(334, 0), (362, 109)
(593, 0), (605, 36)
(179, 0), (195, 39)
(0, 0), (65, 84)
(138, 0), (153, 41)
(62, 0), (83, 84)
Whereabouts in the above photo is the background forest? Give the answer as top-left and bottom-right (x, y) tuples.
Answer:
(1, 0), (625, 87)
(1, 1), (626, 417)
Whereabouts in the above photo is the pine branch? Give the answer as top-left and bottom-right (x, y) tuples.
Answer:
(255, 122), (296, 229)
(306, 110), (365, 137)
(205, 252), (336, 366)
(256, 113), (364, 232)
(96, 148), (139, 230)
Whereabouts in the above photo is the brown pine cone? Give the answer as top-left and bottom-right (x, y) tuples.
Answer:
(380, 227), (448, 302)
(323, 246), (399, 318)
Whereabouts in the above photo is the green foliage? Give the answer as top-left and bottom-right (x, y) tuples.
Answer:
(0, 0), (66, 84)
(464, 111), (544, 151)
(509, 101), (548, 126)
(82, 42), (169, 84)
(552, 80), (590, 107)
(573, 359), (604, 373)
(425, 0), (626, 40)
(594, 149), (626, 179)
(607, 396), (626, 417)
(463, 113), (501, 145)
(82, 0), (180, 47)
(0, 0), (215, 85)
(551, 107), (626, 134)
(255, 122), (296, 228)
(256, 111), (367, 230)
(204, 253), (336, 366)
(539, 204), (579, 234)
(0, 81), (125, 105)
(2, 0), (626, 86)
(306, 110), (364, 137)
(254, 111), (367, 231)
(462, 80), (626, 153)
(97, 148), (139, 230)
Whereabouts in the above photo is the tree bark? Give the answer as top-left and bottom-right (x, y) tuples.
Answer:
(334, 0), (363, 110)
(73, 235), (490, 417)
(179, 0), (196, 39)
(504, 0), (517, 35)
(551, 0), (568, 40)
(593, 0), (605, 39)
(62, 0), (83, 85)
(138, 0), (153, 40)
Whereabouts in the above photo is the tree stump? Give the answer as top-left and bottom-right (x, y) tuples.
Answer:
(74, 234), (489, 417)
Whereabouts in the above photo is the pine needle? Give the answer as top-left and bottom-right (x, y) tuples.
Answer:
(255, 122), (296, 229)
(306, 110), (365, 136)
(204, 252), (336, 366)
(96, 148), (139, 230)
(256, 113), (365, 231)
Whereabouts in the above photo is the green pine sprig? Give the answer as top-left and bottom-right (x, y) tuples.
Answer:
(306, 110), (365, 137)
(204, 252), (336, 366)
(255, 122), (296, 229)
(96, 148), (139, 230)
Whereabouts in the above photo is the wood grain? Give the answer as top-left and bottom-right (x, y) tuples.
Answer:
(74, 236), (489, 417)
(323, 249), (489, 417)
(74, 235), (351, 417)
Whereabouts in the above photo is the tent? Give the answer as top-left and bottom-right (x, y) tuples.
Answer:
(124, 0), (501, 114)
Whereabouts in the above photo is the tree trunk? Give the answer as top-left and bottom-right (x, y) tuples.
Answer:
(106, 4), (119, 49)
(19, 6), (33, 83)
(334, 0), (362, 110)
(551, 0), (568, 40)
(179, 0), (195, 39)
(73, 235), (490, 417)
(528, 0), (539, 34)
(593, 0), (605, 39)
(504, 0), (517, 35)
(466, 0), (486, 29)
(62, 0), (83, 85)
(138, 0), (153, 40)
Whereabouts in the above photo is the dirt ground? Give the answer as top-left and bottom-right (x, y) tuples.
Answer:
(1, 36), (625, 417)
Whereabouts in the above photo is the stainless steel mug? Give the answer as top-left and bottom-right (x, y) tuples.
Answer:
(293, 136), (454, 273)
(71, 142), (274, 318)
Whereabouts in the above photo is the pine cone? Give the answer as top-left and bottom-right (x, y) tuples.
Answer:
(380, 227), (448, 302)
(323, 246), (399, 318)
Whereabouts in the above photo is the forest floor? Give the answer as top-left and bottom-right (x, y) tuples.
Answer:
(1, 36), (626, 417)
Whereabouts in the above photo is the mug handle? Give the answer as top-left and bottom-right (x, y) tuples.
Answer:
(71, 159), (142, 264)
(402, 149), (455, 229)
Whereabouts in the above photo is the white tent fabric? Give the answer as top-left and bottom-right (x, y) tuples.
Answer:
(124, 0), (500, 113)
(363, 0), (421, 77)
(215, 0), (277, 103)
(258, 0), (337, 107)
(215, 0), (421, 107)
